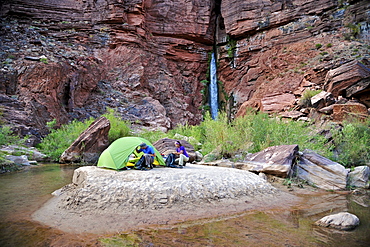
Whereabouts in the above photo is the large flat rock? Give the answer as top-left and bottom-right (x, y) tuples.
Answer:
(64, 165), (277, 211)
(32, 165), (293, 234)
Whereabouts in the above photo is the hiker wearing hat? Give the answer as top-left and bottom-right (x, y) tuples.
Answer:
(136, 143), (156, 169)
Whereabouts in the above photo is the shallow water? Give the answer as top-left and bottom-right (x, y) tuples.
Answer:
(0, 164), (369, 246)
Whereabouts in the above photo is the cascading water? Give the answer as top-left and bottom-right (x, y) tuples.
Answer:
(209, 52), (218, 119)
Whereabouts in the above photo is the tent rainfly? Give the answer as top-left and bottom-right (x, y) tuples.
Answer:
(97, 136), (165, 170)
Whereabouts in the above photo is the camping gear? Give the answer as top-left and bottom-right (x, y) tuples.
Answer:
(165, 153), (178, 168)
(164, 153), (184, 168)
(97, 136), (165, 170)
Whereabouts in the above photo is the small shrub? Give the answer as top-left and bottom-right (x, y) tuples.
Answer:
(102, 108), (132, 143)
(226, 36), (237, 59)
(331, 118), (370, 167)
(140, 130), (168, 145)
(299, 90), (322, 107)
(315, 43), (322, 49)
(38, 118), (95, 161)
(38, 109), (132, 161)
(0, 126), (23, 146)
(326, 43), (333, 48)
(39, 57), (48, 64)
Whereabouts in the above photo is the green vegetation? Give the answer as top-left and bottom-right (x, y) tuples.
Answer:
(37, 109), (131, 161)
(315, 43), (322, 49)
(2, 106), (369, 167)
(39, 57), (48, 64)
(161, 111), (330, 159)
(38, 118), (95, 161)
(0, 126), (25, 146)
(299, 89), (322, 107)
(344, 23), (361, 40)
(103, 108), (131, 143)
(226, 36), (237, 59)
(331, 118), (370, 167)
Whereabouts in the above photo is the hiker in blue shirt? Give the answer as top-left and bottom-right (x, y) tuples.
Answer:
(136, 142), (156, 169)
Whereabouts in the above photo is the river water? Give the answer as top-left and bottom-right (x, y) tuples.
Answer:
(0, 164), (369, 246)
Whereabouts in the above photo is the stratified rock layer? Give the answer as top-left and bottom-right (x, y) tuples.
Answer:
(1, 0), (369, 142)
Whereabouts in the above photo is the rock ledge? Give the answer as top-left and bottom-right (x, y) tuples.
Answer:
(60, 165), (277, 212)
(33, 165), (291, 233)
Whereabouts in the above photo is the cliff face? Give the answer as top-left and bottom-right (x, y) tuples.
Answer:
(217, 0), (369, 117)
(0, 0), (214, 143)
(0, 0), (369, 144)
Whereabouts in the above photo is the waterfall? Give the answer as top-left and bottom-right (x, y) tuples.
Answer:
(209, 52), (218, 119)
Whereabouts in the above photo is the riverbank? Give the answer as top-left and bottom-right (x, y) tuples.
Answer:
(32, 164), (299, 234)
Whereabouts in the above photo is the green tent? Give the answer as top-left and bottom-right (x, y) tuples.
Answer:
(97, 136), (165, 170)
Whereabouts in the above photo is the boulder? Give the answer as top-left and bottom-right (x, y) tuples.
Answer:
(261, 93), (296, 113)
(348, 166), (370, 188)
(61, 165), (277, 211)
(59, 117), (110, 164)
(243, 144), (299, 177)
(310, 91), (335, 109)
(318, 105), (334, 115)
(195, 151), (204, 162)
(324, 60), (370, 103)
(332, 102), (369, 122)
(315, 212), (360, 230)
(279, 110), (305, 119)
(0, 145), (47, 161)
(5, 155), (30, 166)
(153, 138), (196, 163)
(296, 149), (348, 190)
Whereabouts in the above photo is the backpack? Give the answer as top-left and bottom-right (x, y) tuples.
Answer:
(165, 153), (177, 167)
(135, 155), (146, 169)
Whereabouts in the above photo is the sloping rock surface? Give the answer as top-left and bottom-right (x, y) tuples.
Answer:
(324, 61), (370, 102)
(348, 166), (370, 189)
(332, 102), (369, 122)
(297, 149), (348, 190)
(200, 145), (299, 178)
(59, 116), (110, 163)
(244, 144), (299, 177)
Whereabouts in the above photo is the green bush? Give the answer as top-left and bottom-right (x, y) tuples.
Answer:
(0, 126), (25, 146)
(331, 118), (370, 167)
(139, 129), (168, 144)
(102, 108), (132, 143)
(233, 109), (329, 155)
(299, 89), (322, 107)
(38, 109), (132, 161)
(38, 118), (95, 161)
(166, 110), (330, 161)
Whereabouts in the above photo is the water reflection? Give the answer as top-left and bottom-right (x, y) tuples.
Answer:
(292, 191), (370, 246)
(0, 165), (369, 246)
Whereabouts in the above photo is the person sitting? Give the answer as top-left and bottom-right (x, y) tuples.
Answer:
(135, 142), (156, 170)
(174, 141), (189, 168)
